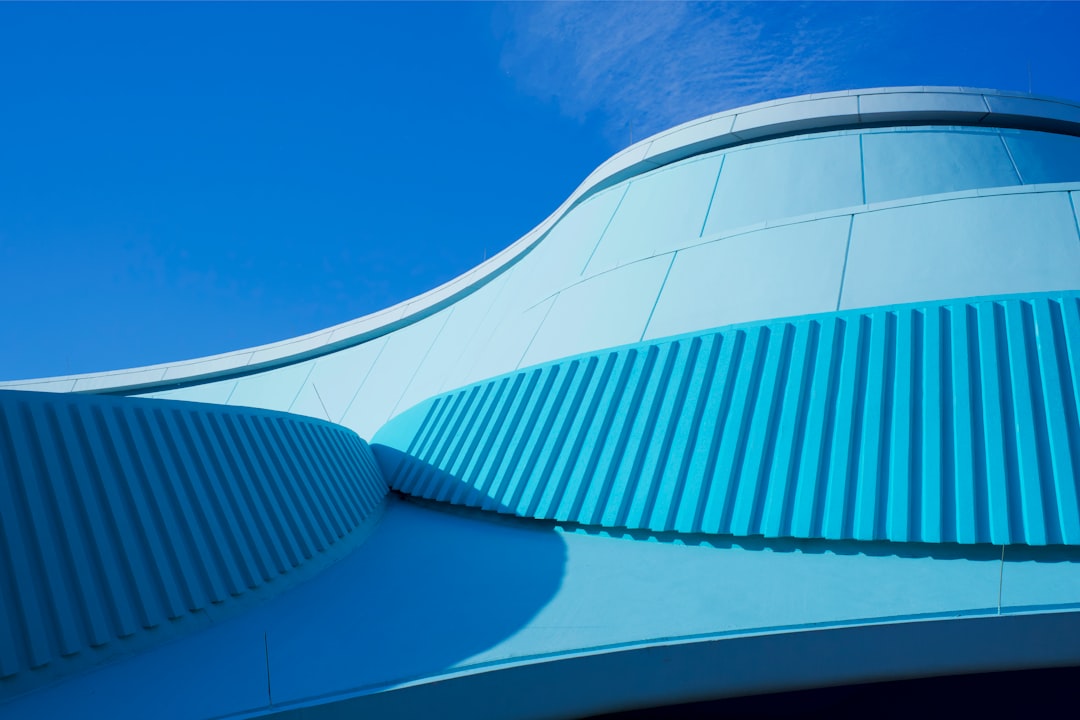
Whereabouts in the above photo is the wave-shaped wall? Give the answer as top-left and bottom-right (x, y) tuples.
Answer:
(4, 90), (1080, 445)
(0, 390), (387, 700)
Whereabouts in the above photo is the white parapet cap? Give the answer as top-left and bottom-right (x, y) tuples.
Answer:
(6, 86), (1080, 394)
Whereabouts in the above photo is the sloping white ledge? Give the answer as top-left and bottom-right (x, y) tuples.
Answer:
(5, 86), (1080, 394)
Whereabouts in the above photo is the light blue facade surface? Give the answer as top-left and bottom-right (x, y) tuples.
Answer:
(4, 87), (1080, 718)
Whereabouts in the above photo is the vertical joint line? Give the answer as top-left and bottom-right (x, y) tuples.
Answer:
(835, 215), (855, 312)
(581, 183), (631, 276)
(699, 154), (726, 238)
(339, 336), (390, 424)
(264, 631), (273, 706)
(286, 362), (318, 413)
(640, 253), (678, 342)
(224, 380), (240, 405)
(515, 296), (559, 370)
(312, 384), (331, 421)
(858, 133), (867, 206)
(1068, 192), (1080, 247)
(997, 132), (1024, 185)
(389, 306), (456, 419)
(997, 544), (1005, 614)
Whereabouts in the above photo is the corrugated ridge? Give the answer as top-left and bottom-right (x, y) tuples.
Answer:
(0, 391), (387, 697)
(377, 292), (1080, 547)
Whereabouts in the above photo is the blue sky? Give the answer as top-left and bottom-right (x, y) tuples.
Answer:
(2, 1), (1079, 380)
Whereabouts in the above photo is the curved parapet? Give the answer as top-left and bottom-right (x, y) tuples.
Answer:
(0, 389), (387, 702)
(3, 87), (1080, 402)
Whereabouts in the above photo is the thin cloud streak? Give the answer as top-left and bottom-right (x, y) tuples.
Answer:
(496, 2), (854, 144)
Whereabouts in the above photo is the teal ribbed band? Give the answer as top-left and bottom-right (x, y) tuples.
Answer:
(0, 390), (386, 697)
(374, 292), (1080, 547)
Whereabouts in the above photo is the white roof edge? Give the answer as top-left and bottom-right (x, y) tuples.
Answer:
(5, 86), (1080, 394)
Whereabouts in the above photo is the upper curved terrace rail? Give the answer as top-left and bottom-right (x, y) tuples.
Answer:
(5, 86), (1080, 395)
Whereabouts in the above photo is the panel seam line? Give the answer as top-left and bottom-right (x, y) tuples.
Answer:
(835, 214), (855, 312)
(286, 362), (318, 413)
(858, 133), (867, 205)
(640, 253), (678, 342)
(388, 306), (457, 419)
(337, 336), (391, 423)
(1069, 191), (1080, 246)
(515, 296), (559, 370)
(997, 132), (1024, 184)
(581, 184), (631, 275)
(699, 154), (726, 237)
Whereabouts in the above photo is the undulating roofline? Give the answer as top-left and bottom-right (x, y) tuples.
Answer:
(4, 86), (1080, 395)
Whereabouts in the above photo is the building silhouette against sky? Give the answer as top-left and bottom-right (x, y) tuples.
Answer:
(3, 87), (1080, 718)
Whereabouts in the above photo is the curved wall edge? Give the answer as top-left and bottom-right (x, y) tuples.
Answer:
(4, 87), (1080, 394)
(0, 389), (389, 703)
(233, 608), (1080, 720)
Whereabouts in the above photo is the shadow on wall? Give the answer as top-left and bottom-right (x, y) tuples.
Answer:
(0, 451), (567, 720)
(255, 452), (568, 707)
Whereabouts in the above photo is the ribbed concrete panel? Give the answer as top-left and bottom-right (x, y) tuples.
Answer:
(374, 292), (1080, 547)
(0, 390), (387, 700)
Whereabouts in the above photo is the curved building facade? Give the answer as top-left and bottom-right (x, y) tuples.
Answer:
(3, 87), (1080, 718)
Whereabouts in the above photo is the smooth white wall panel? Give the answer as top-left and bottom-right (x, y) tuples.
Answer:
(702, 134), (863, 234)
(288, 336), (388, 424)
(862, 128), (1020, 204)
(227, 359), (315, 413)
(643, 216), (851, 340)
(339, 309), (452, 436)
(147, 379), (237, 405)
(1003, 129), (1080, 184)
(393, 274), (515, 416)
(458, 295), (558, 388)
(840, 192), (1080, 310)
(511, 187), (626, 303)
(519, 256), (672, 368)
(430, 272), (519, 393)
(583, 156), (723, 274)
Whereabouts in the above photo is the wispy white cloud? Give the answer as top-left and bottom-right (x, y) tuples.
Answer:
(494, 2), (856, 144)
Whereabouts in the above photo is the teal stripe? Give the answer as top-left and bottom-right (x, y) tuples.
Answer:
(374, 290), (1080, 548)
